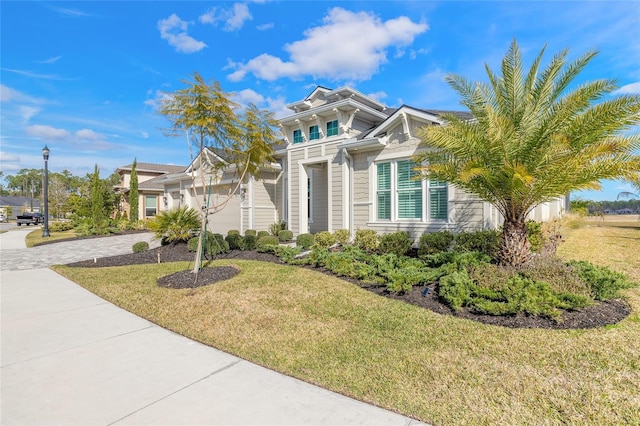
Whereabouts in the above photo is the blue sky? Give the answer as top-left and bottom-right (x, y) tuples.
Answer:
(1, 1), (638, 201)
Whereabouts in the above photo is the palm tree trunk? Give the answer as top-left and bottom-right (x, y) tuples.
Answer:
(497, 217), (531, 267)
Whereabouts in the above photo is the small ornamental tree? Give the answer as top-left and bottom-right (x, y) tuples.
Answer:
(159, 72), (279, 277)
(129, 159), (139, 222)
(415, 39), (640, 267)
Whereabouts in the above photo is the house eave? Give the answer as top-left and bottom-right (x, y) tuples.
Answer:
(336, 137), (386, 152)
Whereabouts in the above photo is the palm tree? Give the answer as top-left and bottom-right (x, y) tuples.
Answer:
(617, 179), (640, 200)
(415, 39), (640, 267)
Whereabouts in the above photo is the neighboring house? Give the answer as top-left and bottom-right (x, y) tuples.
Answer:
(0, 196), (41, 219)
(121, 86), (565, 238)
(115, 163), (187, 220)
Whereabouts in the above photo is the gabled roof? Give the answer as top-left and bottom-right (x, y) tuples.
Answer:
(0, 196), (41, 208)
(363, 105), (472, 139)
(118, 162), (186, 174)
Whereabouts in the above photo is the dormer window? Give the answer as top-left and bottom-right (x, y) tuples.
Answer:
(293, 129), (304, 144)
(326, 120), (338, 137)
(309, 125), (320, 140)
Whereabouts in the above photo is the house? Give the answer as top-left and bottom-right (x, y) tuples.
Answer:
(272, 86), (564, 239)
(124, 86), (565, 238)
(0, 196), (41, 219)
(115, 163), (187, 220)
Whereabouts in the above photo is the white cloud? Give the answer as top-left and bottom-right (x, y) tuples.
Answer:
(38, 56), (62, 64)
(144, 89), (173, 110)
(613, 82), (640, 95)
(367, 91), (388, 102)
(0, 85), (46, 104)
(18, 106), (40, 122)
(158, 14), (207, 54)
(257, 23), (274, 31)
(25, 124), (71, 140)
(141, 131), (149, 139)
(199, 3), (252, 31)
(75, 129), (103, 140)
(227, 7), (428, 82)
(233, 88), (265, 105)
(1, 67), (70, 80)
(49, 6), (90, 17)
(0, 151), (20, 162)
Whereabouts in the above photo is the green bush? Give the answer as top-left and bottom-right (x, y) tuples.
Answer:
(256, 235), (280, 252)
(187, 236), (199, 252)
(378, 231), (413, 256)
(146, 207), (200, 244)
(570, 260), (636, 300)
(132, 241), (149, 253)
(245, 229), (257, 236)
(439, 270), (475, 311)
(278, 230), (293, 242)
(313, 231), (336, 248)
(228, 229), (240, 235)
(49, 221), (74, 232)
(257, 230), (270, 238)
(354, 229), (379, 252)
(243, 235), (257, 250)
(333, 229), (351, 246)
(269, 220), (287, 236)
(206, 238), (230, 255)
(454, 230), (500, 257)
(273, 245), (301, 263)
(418, 231), (453, 256)
(296, 233), (315, 250)
(225, 233), (244, 250)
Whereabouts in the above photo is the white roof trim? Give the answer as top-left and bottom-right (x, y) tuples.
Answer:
(363, 106), (445, 139)
(279, 98), (388, 125)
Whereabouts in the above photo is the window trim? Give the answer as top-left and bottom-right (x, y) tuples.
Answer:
(145, 195), (157, 218)
(326, 120), (339, 137)
(293, 129), (304, 144)
(309, 125), (320, 140)
(374, 159), (448, 222)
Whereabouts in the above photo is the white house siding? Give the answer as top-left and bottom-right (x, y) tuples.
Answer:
(288, 149), (305, 235)
(250, 173), (279, 232)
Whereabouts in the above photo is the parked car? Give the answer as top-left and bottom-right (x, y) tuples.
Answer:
(16, 212), (44, 226)
(0, 213), (7, 223)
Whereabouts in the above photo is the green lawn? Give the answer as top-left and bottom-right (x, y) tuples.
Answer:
(26, 228), (79, 247)
(53, 218), (640, 425)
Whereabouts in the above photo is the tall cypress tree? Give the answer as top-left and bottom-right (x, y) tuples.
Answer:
(129, 159), (139, 222)
(90, 164), (105, 226)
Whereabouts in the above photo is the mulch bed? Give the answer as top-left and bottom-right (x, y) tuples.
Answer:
(65, 241), (632, 330)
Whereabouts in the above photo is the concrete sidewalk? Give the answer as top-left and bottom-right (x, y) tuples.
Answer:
(0, 229), (426, 425)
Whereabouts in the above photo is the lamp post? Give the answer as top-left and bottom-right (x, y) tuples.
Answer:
(42, 145), (50, 237)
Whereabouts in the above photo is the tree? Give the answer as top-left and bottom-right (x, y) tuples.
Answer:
(415, 39), (640, 267)
(159, 72), (278, 276)
(129, 159), (139, 222)
(48, 175), (70, 219)
(617, 179), (640, 200)
(89, 165), (106, 226)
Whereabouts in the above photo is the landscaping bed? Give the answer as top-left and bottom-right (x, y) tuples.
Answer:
(66, 242), (632, 329)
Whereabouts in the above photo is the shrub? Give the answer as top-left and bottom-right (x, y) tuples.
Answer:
(49, 221), (74, 232)
(245, 229), (257, 236)
(269, 220), (287, 236)
(569, 260), (636, 300)
(313, 231), (336, 248)
(354, 229), (379, 252)
(228, 229), (240, 235)
(378, 231), (413, 256)
(243, 235), (257, 250)
(225, 233), (244, 250)
(520, 256), (590, 297)
(256, 235), (280, 252)
(278, 229), (293, 242)
(146, 207), (200, 244)
(187, 237), (199, 252)
(453, 230), (500, 257)
(132, 241), (149, 253)
(296, 233), (315, 250)
(418, 231), (453, 256)
(439, 270), (475, 311)
(333, 229), (351, 246)
(257, 230), (269, 238)
(274, 245), (301, 263)
(206, 238), (230, 255)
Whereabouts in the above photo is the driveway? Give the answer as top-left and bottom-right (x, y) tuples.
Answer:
(0, 228), (426, 425)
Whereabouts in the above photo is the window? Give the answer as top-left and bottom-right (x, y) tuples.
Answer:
(397, 160), (422, 219)
(293, 129), (304, 144)
(429, 178), (448, 220)
(309, 125), (320, 140)
(377, 163), (391, 220)
(145, 195), (157, 217)
(376, 160), (448, 221)
(326, 120), (339, 137)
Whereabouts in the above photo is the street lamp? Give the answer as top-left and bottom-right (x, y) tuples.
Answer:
(42, 145), (50, 237)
